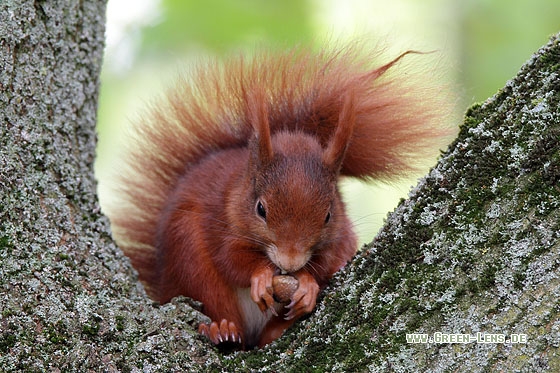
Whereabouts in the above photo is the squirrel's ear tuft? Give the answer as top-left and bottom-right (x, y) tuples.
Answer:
(323, 93), (355, 172)
(247, 87), (274, 169)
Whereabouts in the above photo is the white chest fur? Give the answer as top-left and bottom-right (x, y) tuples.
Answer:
(236, 287), (282, 347)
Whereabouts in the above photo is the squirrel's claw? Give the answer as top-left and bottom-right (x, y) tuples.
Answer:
(198, 319), (242, 345)
(250, 267), (276, 315)
(284, 270), (319, 320)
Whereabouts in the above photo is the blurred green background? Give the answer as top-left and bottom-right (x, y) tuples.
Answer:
(96, 0), (560, 246)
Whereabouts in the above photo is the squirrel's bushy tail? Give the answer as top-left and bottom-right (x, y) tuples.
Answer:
(103, 43), (454, 297)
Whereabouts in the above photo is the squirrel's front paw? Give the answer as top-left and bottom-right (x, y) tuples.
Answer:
(250, 267), (276, 315)
(198, 319), (242, 345)
(285, 270), (319, 320)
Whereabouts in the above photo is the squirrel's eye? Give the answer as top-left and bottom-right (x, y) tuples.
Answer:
(325, 211), (331, 224)
(256, 200), (267, 220)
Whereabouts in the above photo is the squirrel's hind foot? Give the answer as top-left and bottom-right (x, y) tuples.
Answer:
(198, 319), (242, 346)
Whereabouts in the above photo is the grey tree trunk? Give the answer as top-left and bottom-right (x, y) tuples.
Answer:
(1, 1), (559, 371)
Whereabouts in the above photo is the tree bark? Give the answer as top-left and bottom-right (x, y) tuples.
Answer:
(1, 2), (559, 371)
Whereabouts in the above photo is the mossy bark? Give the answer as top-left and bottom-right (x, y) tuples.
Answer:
(0, 1), (219, 371)
(1, 2), (558, 371)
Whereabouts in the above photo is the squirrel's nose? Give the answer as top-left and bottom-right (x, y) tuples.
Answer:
(275, 251), (309, 274)
(265, 243), (312, 274)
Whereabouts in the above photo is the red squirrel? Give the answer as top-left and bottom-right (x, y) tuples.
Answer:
(105, 44), (450, 349)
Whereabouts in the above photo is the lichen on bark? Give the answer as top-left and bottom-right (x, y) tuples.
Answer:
(1, 1), (219, 371)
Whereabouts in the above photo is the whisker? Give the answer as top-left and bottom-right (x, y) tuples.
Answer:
(170, 207), (270, 247)
(305, 259), (326, 278)
(350, 212), (387, 225)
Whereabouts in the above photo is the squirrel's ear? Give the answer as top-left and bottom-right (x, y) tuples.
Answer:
(323, 93), (355, 172)
(247, 88), (273, 168)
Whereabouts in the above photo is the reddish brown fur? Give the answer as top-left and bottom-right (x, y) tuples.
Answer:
(104, 44), (452, 349)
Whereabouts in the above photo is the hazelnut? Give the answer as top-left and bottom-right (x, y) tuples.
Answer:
(272, 275), (299, 303)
